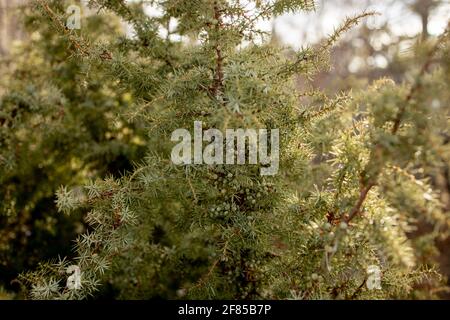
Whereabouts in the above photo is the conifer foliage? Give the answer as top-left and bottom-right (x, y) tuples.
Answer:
(0, 0), (147, 298)
(4, 0), (450, 299)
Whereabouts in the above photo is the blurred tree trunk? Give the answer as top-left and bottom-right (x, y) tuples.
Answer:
(410, 0), (440, 40)
(0, 0), (25, 56)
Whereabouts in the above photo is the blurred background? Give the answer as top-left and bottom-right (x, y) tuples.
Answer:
(0, 0), (449, 299)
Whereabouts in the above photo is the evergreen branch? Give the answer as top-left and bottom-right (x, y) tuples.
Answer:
(192, 241), (229, 291)
(299, 92), (350, 123)
(345, 24), (450, 224)
(211, 1), (225, 99)
(280, 11), (376, 77)
(320, 11), (378, 52)
(345, 181), (375, 223)
(35, 0), (113, 60)
(35, 0), (90, 57)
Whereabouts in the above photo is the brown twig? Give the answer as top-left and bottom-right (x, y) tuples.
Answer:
(35, 0), (112, 60)
(211, 1), (224, 98)
(345, 182), (375, 223)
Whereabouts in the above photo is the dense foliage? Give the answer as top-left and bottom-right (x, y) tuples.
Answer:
(0, 0), (449, 300)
